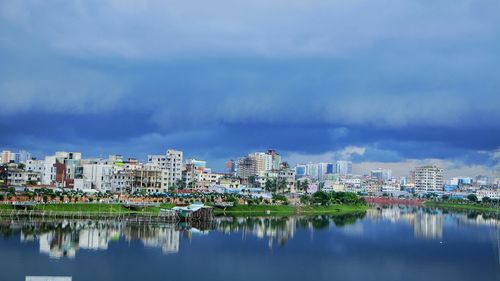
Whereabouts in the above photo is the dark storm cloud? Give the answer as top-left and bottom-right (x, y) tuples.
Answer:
(0, 0), (499, 171)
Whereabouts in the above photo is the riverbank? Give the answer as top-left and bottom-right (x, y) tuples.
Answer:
(212, 204), (367, 216)
(0, 203), (175, 215)
(0, 202), (367, 217)
(424, 201), (499, 212)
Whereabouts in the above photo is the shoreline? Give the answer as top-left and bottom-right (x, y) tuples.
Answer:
(0, 202), (367, 217)
(212, 204), (367, 216)
(423, 201), (499, 213)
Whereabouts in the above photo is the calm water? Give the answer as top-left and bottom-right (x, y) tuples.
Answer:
(0, 207), (498, 281)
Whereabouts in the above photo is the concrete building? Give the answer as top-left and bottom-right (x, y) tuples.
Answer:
(336, 161), (352, 176)
(266, 149), (282, 171)
(26, 159), (45, 173)
(1, 150), (13, 164)
(6, 168), (41, 186)
(82, 163), (113, 192)
(317, 162), (334, 181)
(415, 165), (444, 193)
(370, 168), (392, 182)
(148, 149), (183, 190)
(294, 164), (307, 179)
(306, 163), (319, 181)
(237, 156), (256, 179)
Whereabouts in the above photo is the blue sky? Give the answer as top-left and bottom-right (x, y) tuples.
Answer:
(0, 0), (499, 176)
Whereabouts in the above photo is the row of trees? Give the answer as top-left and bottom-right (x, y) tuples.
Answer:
(301, 191), (366, 206)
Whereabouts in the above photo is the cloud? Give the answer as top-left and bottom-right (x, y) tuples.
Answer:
(0, 0), (499, 176)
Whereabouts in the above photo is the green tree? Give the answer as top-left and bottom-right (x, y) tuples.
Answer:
(277, 178), (287, 193)
(265, 178), (276, 192)
(467, 194), (478, 202)
(311, 191), (331, 206)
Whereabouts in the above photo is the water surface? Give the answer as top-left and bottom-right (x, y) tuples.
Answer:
(0, 206), (498, 281)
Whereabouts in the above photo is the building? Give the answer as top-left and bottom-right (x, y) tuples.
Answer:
(266, 149), (282, 171)
(248, 152), (271, 176)
(294, 164), (307, 179)
(306, 163), (319, 181)
(336, 161), (352, 176)
(415, 165), (444, 193)
(370, 168), (392, 182)
(148, 149), (183, 190)
(1, 150), (13, 164)
(82, 163), (113, 191)
(236, 156), (256, 179)
(318, 163), (334, 181)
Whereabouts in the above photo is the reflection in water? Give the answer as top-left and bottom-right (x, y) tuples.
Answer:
(16, 221), (183, 258)
(0, 213), (365, 259)
(366, 205), (499, 240)
(0, 207), (497, 259)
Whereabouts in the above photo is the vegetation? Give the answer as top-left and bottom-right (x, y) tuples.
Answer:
(0, 203), (175, 215)
(215, 191), (366, 216)
(300, 191), (366, 206)
(424, 201), (498, 212)
(213, 204), (367, 216)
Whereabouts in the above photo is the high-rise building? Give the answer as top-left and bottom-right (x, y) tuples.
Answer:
(318, 163), (334, 181)
(295, 164), (307, 179)
(415, 165), (444, 192)
(249, 152), (270, 175)
(266, 150), (282, 171)
(306, 163), (319, 181)
(148, 149), (183, 189)
(1, 150), (12, 164)
(370, 168), (392, 181)
(336, 161), (352, 176)
(237, 156), (256, 179)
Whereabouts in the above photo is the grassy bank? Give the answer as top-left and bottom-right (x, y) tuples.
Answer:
(424, 201), (499, 212)
(0, 202), (367, 217)
(213, 204), (367, 216)
(0, 203), (175, 215)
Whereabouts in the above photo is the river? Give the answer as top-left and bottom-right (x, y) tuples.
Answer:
(0, 206), (498, 281)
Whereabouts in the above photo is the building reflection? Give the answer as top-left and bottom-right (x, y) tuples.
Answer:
(366, 205), (499, 240)
(413, 211), (443, 239)
(2, 208), (495, 258)
(2, 213), (366, 258)
(18, 220), (181, 258)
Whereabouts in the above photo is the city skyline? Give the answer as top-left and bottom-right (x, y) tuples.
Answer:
(1, 147), (496, 180)
(1, 1), (499, 178)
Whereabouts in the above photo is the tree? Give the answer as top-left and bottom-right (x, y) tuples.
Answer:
(265, 178), (276, 192)
(277, 178), (287, 193)
(0, 194), (4, 201)
(301, 180), (309, 193)
(481, 196), (491, 203)
(248, 175), (257, 187)
(272, 193), (288, 203)
(467, 194), (478, 202)
(311, 191), (331, 206)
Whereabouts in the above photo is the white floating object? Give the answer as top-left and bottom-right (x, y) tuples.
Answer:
(26, 277), (72, 281)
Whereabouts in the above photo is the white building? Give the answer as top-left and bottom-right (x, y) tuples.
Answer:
(42, 156), (57, 185)
(148, 149), (183, 189)
(476, 189), (500, 200)
(415, 165), (444, 193)
(336, 161), (352, 176)
(82, 163), (113, 192)
(26, 159), (45, 173)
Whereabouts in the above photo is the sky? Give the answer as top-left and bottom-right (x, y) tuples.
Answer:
(0, 0), (499, 177)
